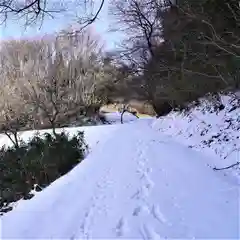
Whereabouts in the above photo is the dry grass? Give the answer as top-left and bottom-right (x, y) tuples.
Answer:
(100, 100), (156, 117)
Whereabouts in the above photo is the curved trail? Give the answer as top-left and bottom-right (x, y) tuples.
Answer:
(1, 120), (239, 239)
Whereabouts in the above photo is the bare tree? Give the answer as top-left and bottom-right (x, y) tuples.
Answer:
(109, 0), (174, 115)
(0, 27), (107, 134)
(0, 82), (32, 148)
(120, 104), (139, 124)
(18, 29), (105, 133)
(110, 0), (169, 67)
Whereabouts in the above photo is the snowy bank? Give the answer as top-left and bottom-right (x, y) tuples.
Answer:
(152, 95), (240, 182)
(1, 120), (239, 239)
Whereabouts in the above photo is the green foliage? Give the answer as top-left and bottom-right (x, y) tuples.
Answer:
(0, 131), (88, 213)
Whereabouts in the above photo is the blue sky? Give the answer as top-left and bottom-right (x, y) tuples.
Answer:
(0, 0), (122, 50)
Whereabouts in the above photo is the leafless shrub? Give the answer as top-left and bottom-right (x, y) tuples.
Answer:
(110, 0), (165, 67)
(0, 83), (32, 148)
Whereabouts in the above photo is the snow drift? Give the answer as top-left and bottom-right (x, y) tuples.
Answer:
(152, 94), (240, 183)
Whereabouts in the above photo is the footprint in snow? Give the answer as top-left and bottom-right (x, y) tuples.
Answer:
(138, 151), (146, 159)
(115, 217), (128, 237)
(140, 224), (161, 240)
(144, 176), (155, 190)
(140, 172), (148, 180)
(132, 186), (149, 200)
(138, 160), (145, 168)
(145, 182), (154, 190)
(133, 205), (150, 216)
(146, 167), (152, 173)
(133, 206), (142, 216)
(137, 168), (144, 175)
(151, 205), (167, 224)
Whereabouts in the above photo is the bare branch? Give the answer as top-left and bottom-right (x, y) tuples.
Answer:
(78, 0), (105, 31)
(0, 0), (105, 29)
(213, 162), (240, 171)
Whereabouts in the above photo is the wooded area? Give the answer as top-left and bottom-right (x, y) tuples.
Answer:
(0, 0), (239, 127)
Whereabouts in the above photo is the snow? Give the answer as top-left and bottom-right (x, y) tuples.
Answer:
(0, 122), (118, 152)
(0, 112), (142, 150)
(104, 111), (148, 123)
(1, 113), (239, 239)
(152, 95), (240, 182)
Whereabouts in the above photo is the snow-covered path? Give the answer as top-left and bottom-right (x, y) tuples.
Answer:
(1, 120), (239, 239)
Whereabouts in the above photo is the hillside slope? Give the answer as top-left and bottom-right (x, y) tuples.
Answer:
(1, 120), (239, 239)
(153, 95), (240, 182)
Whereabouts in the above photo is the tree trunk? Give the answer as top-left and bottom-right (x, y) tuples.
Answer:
(4, 131), (19, 149)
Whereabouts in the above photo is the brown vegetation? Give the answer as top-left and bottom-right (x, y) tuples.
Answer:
(101, 100), (156, 116)
(0, 27), (110, 135)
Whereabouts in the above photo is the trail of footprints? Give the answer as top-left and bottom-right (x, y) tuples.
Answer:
(78, 168), (112, 239)
(115, 141), (168, 239)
